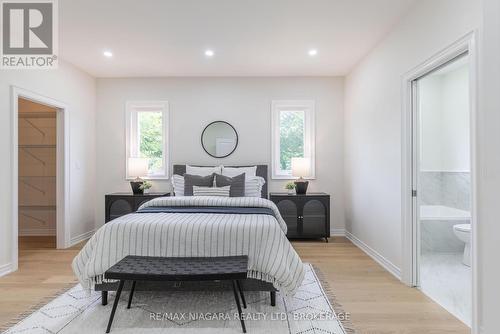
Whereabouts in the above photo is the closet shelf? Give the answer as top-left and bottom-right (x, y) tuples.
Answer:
(19, 144), (56, 148)
(19, 205), (56, 211)
(19, 112), (56, 119)
(19, 176), (56, 178)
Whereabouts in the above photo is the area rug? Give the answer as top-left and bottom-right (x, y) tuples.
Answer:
(2, 264), (354, 334)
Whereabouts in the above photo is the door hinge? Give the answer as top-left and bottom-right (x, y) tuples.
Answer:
(412, 189), (417, 197)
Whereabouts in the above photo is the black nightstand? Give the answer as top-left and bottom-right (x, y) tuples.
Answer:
(105, 192), (170, 223)
(270, 192), (330, 242)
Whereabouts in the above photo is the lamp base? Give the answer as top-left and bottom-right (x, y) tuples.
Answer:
(130, 181), (144, 195)
(294, 180), (309, 194)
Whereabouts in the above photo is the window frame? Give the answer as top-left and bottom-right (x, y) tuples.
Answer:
(125, 100), (170, 180)
(271, 100), (316, 180)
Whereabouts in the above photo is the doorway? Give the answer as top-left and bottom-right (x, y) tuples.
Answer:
(18, 98), (58, 249)
(412, 53), (472, 326)
(11, 87), (70, 272)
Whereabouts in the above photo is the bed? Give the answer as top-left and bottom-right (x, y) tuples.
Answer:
(72, 164), (305, 305)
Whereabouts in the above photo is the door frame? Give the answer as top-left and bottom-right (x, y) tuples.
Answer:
(401, 32), (478, 333)
(11, 86), (71, 272)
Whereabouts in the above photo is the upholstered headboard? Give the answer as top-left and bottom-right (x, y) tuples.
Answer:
(172, 164), (268, 199)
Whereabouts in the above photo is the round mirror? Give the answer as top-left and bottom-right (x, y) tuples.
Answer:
(201, 121), (238, 158)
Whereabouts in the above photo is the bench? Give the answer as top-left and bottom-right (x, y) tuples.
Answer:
(104, 255), (249, 333)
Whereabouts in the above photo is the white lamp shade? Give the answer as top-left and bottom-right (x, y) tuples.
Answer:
(128, 158), (148, 178)
(291, 157), (310, 178)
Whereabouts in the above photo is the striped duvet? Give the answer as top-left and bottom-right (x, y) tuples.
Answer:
(72, 196), (305, 295)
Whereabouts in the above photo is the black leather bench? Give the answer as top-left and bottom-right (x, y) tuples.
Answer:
(104, 255), (249, 333)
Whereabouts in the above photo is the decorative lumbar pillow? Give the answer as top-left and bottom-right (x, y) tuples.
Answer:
(186, 165), (222, 176)
(244, 176), (266, 197)
(193, 185), (230, 197)
(171, 174), (185, 196)
(215, 173), (245, 197)
(221, 166), (257, 178)
(184, 173), (215, 196)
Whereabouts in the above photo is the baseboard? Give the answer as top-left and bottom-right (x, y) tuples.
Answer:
(0, 263), (12, 277)
(345, 230), (401, 280)
(330, 228), (346, 236)
(70, 229), (95, 247)
(19, 228), (56, 236)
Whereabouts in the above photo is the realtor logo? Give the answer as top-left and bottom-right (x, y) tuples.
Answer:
(1, 0), (58, 69)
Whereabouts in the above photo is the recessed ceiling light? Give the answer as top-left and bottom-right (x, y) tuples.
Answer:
(308, 49), (318, 56)
(103, 50), (113, 58)
(204, 49), (215, 57)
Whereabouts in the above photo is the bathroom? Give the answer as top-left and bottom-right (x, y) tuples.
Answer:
(417, 55), (471, 326)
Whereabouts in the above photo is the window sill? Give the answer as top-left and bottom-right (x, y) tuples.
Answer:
(271, 174), (316, 180)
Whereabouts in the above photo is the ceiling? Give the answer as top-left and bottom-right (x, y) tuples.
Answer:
(59, 0), (416, 77)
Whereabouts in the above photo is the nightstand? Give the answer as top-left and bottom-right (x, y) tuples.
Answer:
(105, 192), (170, 223)
(270, 192), (330, 242)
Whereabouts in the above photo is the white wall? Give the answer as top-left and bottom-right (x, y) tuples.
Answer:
(477, 0), (500, 332)
(0, 61), (97, 272)
(95, 77), (345, 233)
(344, 0), (480, 271)
(420, 64), (470, 172)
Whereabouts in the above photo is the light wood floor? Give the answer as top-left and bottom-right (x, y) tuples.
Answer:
(0, 236), (469, 333)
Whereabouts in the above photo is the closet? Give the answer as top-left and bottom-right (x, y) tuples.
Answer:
(18, 98), (57, 239)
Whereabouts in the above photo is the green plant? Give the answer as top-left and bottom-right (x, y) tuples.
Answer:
(285, 181), (295, 190)
(139, 180), (152, 190)
(279, 111), (304, 171)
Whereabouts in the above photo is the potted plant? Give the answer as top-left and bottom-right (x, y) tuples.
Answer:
(285, 181), (295, 195)
(139, 180), (152, 194)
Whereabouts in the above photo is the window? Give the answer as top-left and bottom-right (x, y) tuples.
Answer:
(126, 101), (169, 179)
(271, 100), (315, 179)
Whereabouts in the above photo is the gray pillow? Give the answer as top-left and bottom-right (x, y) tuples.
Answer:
(184, 173), (215, 196)
(215, 173), (245, 197)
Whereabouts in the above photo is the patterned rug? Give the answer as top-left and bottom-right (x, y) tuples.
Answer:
(2, 264), (354, 334)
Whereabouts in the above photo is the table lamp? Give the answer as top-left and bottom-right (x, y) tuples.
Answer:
(292, 157), (310, 194)
(128, 157), (148, 194)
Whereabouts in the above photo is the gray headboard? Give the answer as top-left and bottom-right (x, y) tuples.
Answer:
(173, 164), (268, 199)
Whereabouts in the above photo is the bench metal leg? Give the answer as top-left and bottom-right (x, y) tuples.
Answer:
(102, 291), (108, 306)
(106, 280), (125, 333)
(270, 291), (276, 306)
(127, 281), (136, 309)
(232, 280), (247, 333)
(235, 280), (246, 309)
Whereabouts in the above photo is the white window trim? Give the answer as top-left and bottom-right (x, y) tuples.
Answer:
(125, 101), (170, 180)
(271, 100), (316, 180)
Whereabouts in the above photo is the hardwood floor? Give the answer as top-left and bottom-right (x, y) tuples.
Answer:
(0, 237), (83, 329)
(0, 236), (469, 333)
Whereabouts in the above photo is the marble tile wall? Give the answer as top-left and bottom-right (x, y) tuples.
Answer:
(419, 171), (471, 210)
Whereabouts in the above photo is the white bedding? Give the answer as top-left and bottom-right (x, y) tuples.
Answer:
(72, 197), (305, 295)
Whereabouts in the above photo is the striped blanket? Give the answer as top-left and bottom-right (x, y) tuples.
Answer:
(72, 197), (305, 295)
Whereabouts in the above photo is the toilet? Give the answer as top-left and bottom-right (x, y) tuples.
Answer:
(453, 224), (471, 266)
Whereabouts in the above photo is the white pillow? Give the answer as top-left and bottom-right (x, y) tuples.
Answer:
(193, 185), (230, 197)
(186, 165), (222, 176)
(245, 176), (266, 197)
(171, 174), (185, 196)
(222, 166), (257, 178)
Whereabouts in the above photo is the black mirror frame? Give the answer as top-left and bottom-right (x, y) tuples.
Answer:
(201, 121), (239, 158)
